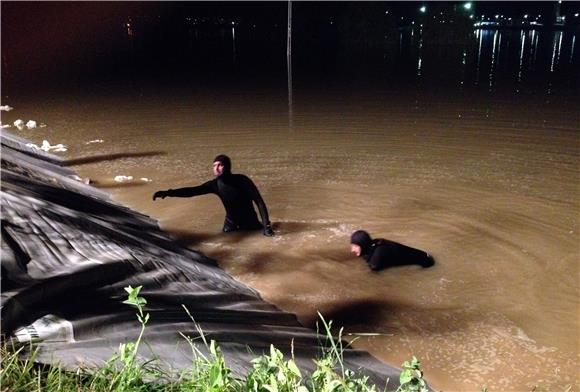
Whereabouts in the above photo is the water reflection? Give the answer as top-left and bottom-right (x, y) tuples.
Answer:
(399, 32), (403, 55)
(550, 31), (563, 72)
(475, 29), (483, 86)
(126, 20), (134, 37)
(532, 30), (539, 69)
(548, 31), (564, 97)
(231, 25), (236, 62)
(457, 28), (579, 97)
(489, 30), (500, 91)
(416, 33), (423, 77)
(4, 15), (578, 105)
(570, 35), (576, 64)
(517, 30), (526, 84)
(460, 48), (467, 89)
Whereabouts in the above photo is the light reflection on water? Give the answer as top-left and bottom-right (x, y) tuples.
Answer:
(386, 28), (577, 99)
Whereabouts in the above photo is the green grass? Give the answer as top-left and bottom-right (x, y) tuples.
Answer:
(1, 286), (428, 392)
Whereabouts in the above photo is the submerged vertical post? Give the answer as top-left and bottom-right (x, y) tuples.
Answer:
(287, 0), (293, 130)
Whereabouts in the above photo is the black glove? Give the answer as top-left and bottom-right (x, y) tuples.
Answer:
(153, 190), (168, 200)
(263, 224), (275, 237)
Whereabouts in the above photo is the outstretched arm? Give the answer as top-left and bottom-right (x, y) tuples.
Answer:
(153, 180), (216, 200)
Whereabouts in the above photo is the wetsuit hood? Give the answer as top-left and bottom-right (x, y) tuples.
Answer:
(350, 230), (373, 256)
(213, 154), (232, 175)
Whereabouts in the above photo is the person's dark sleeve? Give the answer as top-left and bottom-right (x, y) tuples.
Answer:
(242, 176), (271, 228)
(165, 180), (216, 198)
(367, 246), (388, 271)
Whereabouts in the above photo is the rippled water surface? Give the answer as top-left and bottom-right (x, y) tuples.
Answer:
(3, 26), (579, 391)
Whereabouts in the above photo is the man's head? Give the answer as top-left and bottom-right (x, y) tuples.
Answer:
(213, 154), (231, 177)
(350, 230), (372, 257)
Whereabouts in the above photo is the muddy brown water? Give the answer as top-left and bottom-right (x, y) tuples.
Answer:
(2, 27), (579, 391)
(4, 89), (577, 391)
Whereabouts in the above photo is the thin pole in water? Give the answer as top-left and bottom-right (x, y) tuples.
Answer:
(287, 0), (293, 130)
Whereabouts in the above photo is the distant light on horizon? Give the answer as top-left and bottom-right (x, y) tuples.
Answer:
(495, 15), (499, 19)
(463, 2), (472, 10)
(575, 13), (579, 17)
(524, 14), (529, 19)
(419, 6), (427, 13)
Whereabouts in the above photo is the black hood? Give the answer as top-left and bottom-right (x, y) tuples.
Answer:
(350, 230), (373, 255)
(213, 154), (232, 175)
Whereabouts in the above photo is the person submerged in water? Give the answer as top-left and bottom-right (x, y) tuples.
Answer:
(350, 230), (434, 271)
(153, 154), (274, 236)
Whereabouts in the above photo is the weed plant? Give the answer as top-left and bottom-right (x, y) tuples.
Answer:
(1, 286), (430, 392)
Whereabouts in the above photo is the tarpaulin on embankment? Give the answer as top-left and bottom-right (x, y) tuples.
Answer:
(1, 130), (404, 389)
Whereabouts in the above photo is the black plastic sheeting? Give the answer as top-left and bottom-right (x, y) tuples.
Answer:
(0, 130), (407, 389)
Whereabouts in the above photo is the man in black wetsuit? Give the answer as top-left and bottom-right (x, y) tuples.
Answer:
(153, 155), (274, 236)
(350, 230), (434, 271)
